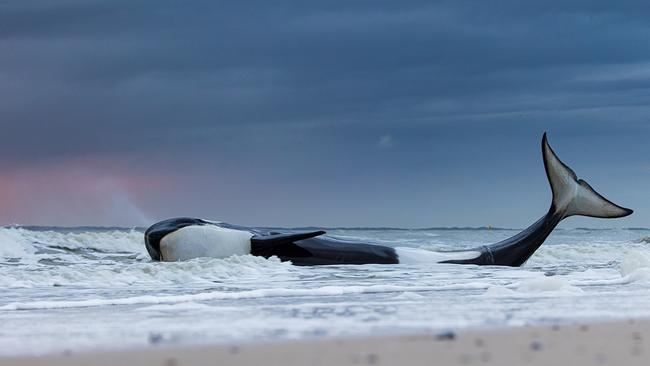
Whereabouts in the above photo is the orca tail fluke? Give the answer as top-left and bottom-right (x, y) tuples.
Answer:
(542, 133), (633, 220)
(443, 133), (634, 267)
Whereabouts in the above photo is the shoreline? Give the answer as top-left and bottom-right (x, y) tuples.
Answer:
(2, 319), (648, 366)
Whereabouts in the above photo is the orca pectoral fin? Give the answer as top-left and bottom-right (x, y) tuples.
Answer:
(252, 230), (326, 245)
(250, 231), (325, 258)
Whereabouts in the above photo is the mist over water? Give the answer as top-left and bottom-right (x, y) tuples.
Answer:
(2, 226), (650, 356)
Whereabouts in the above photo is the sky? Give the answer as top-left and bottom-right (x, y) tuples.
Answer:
(1, 1), (649, 228)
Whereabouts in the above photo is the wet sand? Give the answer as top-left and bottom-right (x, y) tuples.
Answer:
(2, 319), (649, 365)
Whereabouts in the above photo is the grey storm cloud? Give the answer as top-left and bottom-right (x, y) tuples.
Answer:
(2, 1), (650, 157)
(1, 1), (649, 227)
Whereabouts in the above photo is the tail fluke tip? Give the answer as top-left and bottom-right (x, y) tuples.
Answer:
(541, 133), (633, 219)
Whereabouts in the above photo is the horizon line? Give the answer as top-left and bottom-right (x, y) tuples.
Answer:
(2, 224), (649, 232)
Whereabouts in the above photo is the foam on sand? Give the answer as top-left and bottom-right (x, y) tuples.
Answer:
(0, 283), (491, 311)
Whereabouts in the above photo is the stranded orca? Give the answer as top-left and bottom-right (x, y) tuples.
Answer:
(144, 133), (633, 266)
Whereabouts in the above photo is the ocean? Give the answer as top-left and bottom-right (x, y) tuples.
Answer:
(1, 225), (650, 356)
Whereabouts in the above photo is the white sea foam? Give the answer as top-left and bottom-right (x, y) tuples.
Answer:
(517, 276), (583, 294)
(620, 249), (650, 276)
(0, 228), (36, 258)
(0, 227), (145, 262)
(635, 236), (650, 244)
(392, 292), (426, 300)
(136, 302), (216, 312)
(483, 285), (516, 296)
(0, 255), (294, 288)
(2, 226), (650, 356)
(0, 283), (492, 311)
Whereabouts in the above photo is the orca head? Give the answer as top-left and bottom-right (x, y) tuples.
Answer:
(144, 217), (210, 261)
(144, 217), (254, 261)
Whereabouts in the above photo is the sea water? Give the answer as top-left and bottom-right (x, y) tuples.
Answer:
(1, 226), (650, 356)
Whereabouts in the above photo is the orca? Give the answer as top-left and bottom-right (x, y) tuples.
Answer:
(144, 133), (633, 266)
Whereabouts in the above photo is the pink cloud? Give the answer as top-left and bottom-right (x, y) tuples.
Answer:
(0, 157), (176, 227)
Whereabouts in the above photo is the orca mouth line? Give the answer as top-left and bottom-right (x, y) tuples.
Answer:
(143, 133), (633, 267)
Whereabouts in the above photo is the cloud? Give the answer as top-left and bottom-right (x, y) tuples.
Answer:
(378, 135), (393, 148)
(0, 157), (169, 226)
(2, 1), (650, 154)
(1, 1), (649, 226)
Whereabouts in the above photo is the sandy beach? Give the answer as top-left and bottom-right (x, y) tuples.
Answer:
(3, 319), (648, 366)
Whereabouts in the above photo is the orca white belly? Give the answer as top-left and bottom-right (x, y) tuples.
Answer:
(160, 225), (253, 261)
(395, 247), (481, 264)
